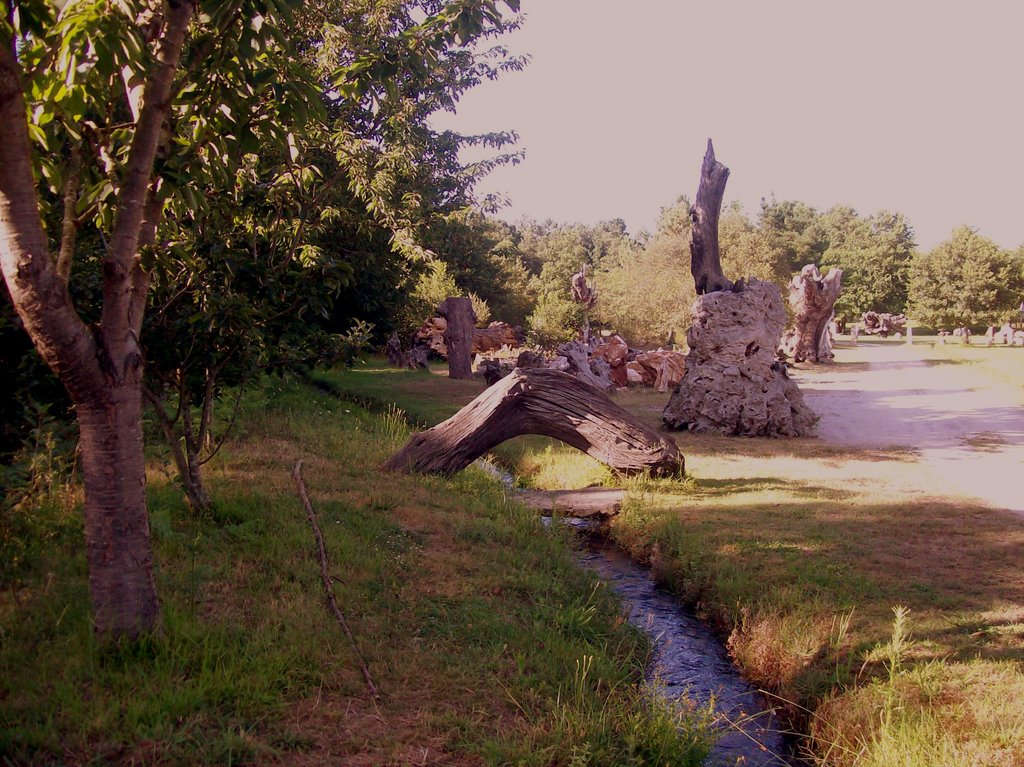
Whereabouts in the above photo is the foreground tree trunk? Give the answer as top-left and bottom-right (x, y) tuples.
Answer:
(0, 4), (195, 638)
(690, 140), (734, 295)
(438, 296), (475, 379)
(662, 280), (816, 436)
(383, 368), (684, 476)
(781, 265), (843, 363)
(78, 386), (161, 635)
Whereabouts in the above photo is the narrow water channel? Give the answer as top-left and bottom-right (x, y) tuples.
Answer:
(475, 460), (800, 765)
(569, 523), (798, 767)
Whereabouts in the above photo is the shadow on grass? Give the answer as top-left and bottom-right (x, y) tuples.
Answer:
(611, 491), (1024, 703)
(692, 476), (858, 501)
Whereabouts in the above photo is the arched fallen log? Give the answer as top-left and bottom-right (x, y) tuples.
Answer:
(382, 368), (684, 477)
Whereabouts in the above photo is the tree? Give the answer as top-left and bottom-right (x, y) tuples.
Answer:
(758, 198), (827, 275)
(592, 197), (693, 346)
(0, 0), (522, 639)
(908, 227), (1022, 329)
(819, 207), (915, 319)
(718, 204), (788, 287)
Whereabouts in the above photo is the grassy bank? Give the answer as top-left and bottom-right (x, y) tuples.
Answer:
(0, 375), (712, 765)
(323, 352), (1024, 766)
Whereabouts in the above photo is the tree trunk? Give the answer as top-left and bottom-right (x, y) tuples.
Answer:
(382, 368), (684, 477)
(663, 279), (816, 437)
(690, 139), (734, 295)
(0, 4), (195, 639)
(77, 385), (161, 638)
(781, 265), (843, 363)
(180, 396), (214, 513)
(438, 296), (475, 380)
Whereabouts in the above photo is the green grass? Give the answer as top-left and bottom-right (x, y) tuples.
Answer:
(0, 374), (712, 765)
(326, 352), (1024, 766)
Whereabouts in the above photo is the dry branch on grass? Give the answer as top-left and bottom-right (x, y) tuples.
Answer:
(382, 368), (684, 477)
(293, 460), (380, 701)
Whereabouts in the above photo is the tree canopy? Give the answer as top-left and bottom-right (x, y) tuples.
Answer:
(908, 227), (1024, 329)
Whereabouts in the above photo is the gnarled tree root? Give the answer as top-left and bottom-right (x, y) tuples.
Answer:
(382, 368), (684, 477)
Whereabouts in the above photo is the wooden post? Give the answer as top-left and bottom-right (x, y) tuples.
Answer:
(690, 139), (734, 295)
(438, 297), (475, 380)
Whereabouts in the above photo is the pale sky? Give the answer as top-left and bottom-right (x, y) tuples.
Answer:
(433, 0), (1024, 250)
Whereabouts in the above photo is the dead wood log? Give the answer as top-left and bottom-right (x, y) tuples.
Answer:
(292, 461), (380, 700)
(557, 340), (615, 391)
(438, 297), (475, 379)
(781, 264), (843, 362)
(690, 139), (734, 295)
(382, 368), (684, 477)
(385, 332), (406, 368)
(473, 321), (524, 353)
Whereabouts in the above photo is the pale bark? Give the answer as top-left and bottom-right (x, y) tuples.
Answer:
(663, 279), (816, 437)
(781, 265), (843, 363)
(383, 368), (684, 477)
(0, 31), (103, 404)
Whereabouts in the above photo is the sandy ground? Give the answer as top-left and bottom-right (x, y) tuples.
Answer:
(793, 342), (1024, 515)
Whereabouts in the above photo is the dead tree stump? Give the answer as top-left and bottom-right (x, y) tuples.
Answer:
(438, 297), (475, 380)
(781, 264), (843, 363)
(382, 368), (684, 477)
(690, 140), (734, 295)
(663, 283), (816, 437)
(663, 141), (814, 437)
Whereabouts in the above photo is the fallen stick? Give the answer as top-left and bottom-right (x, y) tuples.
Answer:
(292, 460), (380, 701)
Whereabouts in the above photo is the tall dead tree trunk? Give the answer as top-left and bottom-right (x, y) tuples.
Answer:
(690, 140), (734, 295)
(438, 297), (475, 380)
(781, 265), (843, 363)
(383, 369), (684, 477)
(571, 263), (598, 344)
(663, 141), (815, 437)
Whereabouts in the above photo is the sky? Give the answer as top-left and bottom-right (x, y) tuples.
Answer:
(432, 0), (1024, 250)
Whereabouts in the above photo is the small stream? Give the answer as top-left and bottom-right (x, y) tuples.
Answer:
(475, 459), (801, 765)
(569, 522), (797, 767)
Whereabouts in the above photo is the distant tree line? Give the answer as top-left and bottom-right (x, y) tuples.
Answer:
(425, 199), (1024, 347)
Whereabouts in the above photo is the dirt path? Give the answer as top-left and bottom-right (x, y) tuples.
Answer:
(794, 343), (1024, 515)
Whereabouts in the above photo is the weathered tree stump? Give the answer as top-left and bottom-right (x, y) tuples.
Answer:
(473, 321), (524, 353)
(861, 311), (907, 337)
(438, 297), (475, 380)
(571, 263), (598, 343)
(664, 142), (814, 437)
(557, 340), (615, 391)
(385, 332), (407, 368)
(663, 279), (816, 437)
(382, 368), (684, 477)
(690, 140), (734, 295)
(781, 264), (843, 363)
